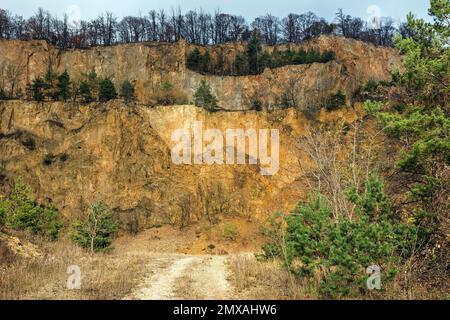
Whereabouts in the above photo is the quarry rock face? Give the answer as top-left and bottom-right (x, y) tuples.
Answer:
(0, 36), (398, 223)
(0, 101), (326, 222)
(0, 36), (402, 111)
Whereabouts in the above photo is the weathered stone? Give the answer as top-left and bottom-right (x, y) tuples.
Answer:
(0, 36), (401, 111)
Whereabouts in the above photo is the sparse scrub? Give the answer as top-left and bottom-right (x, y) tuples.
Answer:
(177, 193), (196, 229)
(79, 81), (93, 103)
(262, 175), (417, 298)
(197, 182), (231, 224)
(0, 238), (151, 300)
(221, 222), (240, 241)
(187, 33), (336, 76)
(121, 212), (142, 235)
(71, 202), (119, 252)
(0, 61), (25, 99)
(230, 254), (304, 299)
(99, 78), (118, 102)
(1, 179), (64, 240)
(120, 80), (136, 103)
(193, 80), (219, 111)
(151, 80), (188, 106)
(21, 137), (36, 151)
(325, 91), (346, 111)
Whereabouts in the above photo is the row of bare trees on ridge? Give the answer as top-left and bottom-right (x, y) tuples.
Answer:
(0, 7), (411, 48)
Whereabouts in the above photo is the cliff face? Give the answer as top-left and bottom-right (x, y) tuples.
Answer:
(0, 101), (325, 223)
(0, 36), (401, 111)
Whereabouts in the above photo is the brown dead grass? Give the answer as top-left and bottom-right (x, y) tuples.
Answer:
(229, 254), (317, 300)
(0, 235), (152, 300)
(229, 254), (449, 300)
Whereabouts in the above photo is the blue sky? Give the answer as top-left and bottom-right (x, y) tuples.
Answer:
(0, 0), (431, 23)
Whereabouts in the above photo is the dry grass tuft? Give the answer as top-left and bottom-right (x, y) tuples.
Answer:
(229, 254), (316, 300)
(0, 235), (151, 300)
(229, 254), (449, 300)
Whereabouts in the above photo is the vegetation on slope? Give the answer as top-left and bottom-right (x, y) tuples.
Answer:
(0, 0), (447, 301)
(0, 7), (400, 48)
(0, 179), (64, 240)
(260, 0), (449, 299)
(187, 32), (336, 76)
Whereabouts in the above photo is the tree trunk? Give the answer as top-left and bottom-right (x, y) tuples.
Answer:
(90, 236), (94, 253)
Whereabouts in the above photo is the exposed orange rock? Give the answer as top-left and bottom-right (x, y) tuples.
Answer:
(0, 36), (401, 110)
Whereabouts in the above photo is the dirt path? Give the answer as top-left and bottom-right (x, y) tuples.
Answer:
(126, 254), (234, 300)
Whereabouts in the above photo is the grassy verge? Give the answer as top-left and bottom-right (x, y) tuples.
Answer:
(0, 234), (150, 300)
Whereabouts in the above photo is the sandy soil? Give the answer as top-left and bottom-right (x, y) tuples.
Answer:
(126, 254), (234, 300)
(116, 225), (241, 300)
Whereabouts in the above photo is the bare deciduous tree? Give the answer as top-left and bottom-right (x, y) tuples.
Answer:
(0, 6), (399, 48)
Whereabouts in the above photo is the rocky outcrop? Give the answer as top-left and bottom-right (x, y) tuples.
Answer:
(0, 36), (401, 111)
(1, 101), (329, 223)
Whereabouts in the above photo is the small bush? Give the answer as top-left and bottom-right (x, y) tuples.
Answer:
(222, 222), (240, 241)
(325, 91), (346, 111)
(122, 211), (143, 235)
(21, 137), (36, 151)
(57, 70), (71, 101)
(120, 80), (136, 103)
(262, 174), (417, 298)
(30, 77), (45, 101)
(364, 79), (379, 93)
(151, 81), (188, 106)
(79, 81), (93, 103)
(193, 80), (219, 112)
(59, 153), (69, 162)
(2, 179), (64, 240)
(99, 78), (117, 102)
(302, 105), (320, 121)
(43, 154), (55, 166)
(187, 48), (202, 70)
(71, 201), (119, 252)
(320, 50), (336, 63)
(363, 100), (383, 116)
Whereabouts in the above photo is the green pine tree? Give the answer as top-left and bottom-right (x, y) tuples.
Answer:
(262, 174), (416, 298)
(79, 81), (93, 103)
(120, 80), (136, 103)
(2, 179), (63, 240)
(187, 48), (202, 70)
(57, 70), (71, 101)
(364, 0), (449, 280)
(246, 31), (263, 75)
(234, 53), (248, 75)
(393, 0), (449, 105)
(193, 80), (219, 111)
(200, 51), (211, 73)
(31, 77), (45, 101)
(99, 78), (117, 102)
(44, 69), (59, 101)
(325, 91), (347, 111)
(71, 201), (119, 252)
